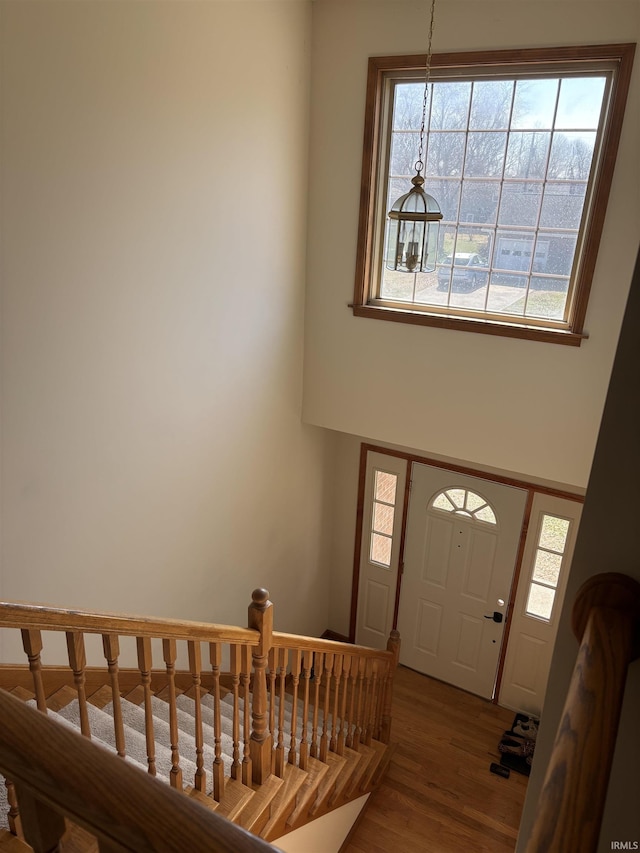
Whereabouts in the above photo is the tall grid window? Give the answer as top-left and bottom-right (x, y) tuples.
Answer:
(525, 513), (571, 621)
(353, 45), (635, 345)
(369, 469), (399, 568)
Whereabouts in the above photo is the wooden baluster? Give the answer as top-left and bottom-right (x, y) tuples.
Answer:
(268, 647), (277, 771)
(310, 653), (324, 759)
(288, 649), (302, 766)
(66, 632), (90, 738)
(367, 660), (384, 746)
(361, 658), (374, 746)
(299, 649), (313, 770)
(21, 630), (47, 713)
(241, 644), (253, 787)
(229, 645), (242, 782)
(162, 639), (183, 790)
(380, 630), (401, 744)
(5, 779), (21, 837)
(274, 648), (287, 778)
(329, 653), (342, 753)
(187, 640), (206, 792)
(374, 660), (388, 739)
(345, 656), (358, 749)
(102, 634), (125, 759)
(320, 653), (333, 762)
(209, 642), (225, 802)
(337, 655), (350, 756)
(353, 657), (366, 752)
(14, 785), (65, 853)
(248, 589), (273, 785)
(136, 637), (156, 777)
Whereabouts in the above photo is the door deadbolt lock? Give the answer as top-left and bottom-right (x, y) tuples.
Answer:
(484, 611), (504, 623)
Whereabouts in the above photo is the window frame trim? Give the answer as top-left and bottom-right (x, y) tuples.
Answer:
(352, 44), (636, 346)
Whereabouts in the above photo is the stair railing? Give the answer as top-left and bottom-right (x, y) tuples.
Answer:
(0, 588), (400, 836)
(524, 572), (640, 853)
(0, 687), (279, 853)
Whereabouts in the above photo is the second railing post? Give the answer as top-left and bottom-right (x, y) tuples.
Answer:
(248, 588), (274, 784)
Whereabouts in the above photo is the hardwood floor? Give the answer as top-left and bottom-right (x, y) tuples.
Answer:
(344, 666), (528, 853)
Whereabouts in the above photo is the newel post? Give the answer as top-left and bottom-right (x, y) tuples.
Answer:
(380, 629), (400, 744)
(525, 572), (640, 853)
(248, 588), (274, 785)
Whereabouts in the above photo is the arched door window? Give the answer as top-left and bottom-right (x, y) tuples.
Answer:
(431, 488), (497, 525)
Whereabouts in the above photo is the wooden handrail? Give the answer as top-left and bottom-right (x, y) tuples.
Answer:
(272, 631), (394, 660)
(524, 572), (640, 853)
(0, 688), (279, 852)
(0, 586), (401, 828)
(0, 602), (259, 644)
(0, 605), (392, 657)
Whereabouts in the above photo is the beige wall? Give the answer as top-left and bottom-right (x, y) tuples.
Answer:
(304, 0), (640, 489)
(519, 249), (640, 851)
(0, 0), (331, 658)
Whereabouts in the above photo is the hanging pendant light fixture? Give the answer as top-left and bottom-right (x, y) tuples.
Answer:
(385, 0), (442, 274)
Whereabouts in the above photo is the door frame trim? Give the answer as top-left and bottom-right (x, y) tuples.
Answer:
(349, 442), (584, 700)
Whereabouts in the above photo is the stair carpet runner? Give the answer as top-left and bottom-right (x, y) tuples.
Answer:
(0, 683), (386, 844)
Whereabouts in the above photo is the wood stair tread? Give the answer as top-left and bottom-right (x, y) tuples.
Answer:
(0, 830), (31, 852)
(285, 756), (330, 830)
(343, 742), (378, 798)
(372, 740), (397, 787)
(86, 684), (113, 709)
(237, 775), (284, 833)
(154, 685), (183, 702)
(186, 786), (220, 812)
(45, 685), (78, 712)
(328, 745), (366, 807)
(123, 684), (145, 705)
(214, 777), (255, 822)
(9, 687), (34, 703)
(308, 750), (348, 816)
(260, 763), (308, 842)
(358, 738), (388, 791)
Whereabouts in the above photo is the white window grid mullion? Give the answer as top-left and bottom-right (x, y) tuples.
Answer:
(524, 79), (562, 317)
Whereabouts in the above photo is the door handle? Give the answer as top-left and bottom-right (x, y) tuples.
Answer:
(484, 611), (504, 623)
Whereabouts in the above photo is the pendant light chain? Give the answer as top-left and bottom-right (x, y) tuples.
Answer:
(416, 0), (437, 174)
(384, 0), (442, 274)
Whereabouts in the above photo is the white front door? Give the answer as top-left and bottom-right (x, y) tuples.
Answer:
(397, 463), (527, 698)
(499, 494), (582, 716)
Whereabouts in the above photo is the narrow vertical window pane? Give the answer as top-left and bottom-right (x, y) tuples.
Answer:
(375, 471), (397, 504)
(526, 583), (556, 620)
(371, 533), (392, 567)
(539, 515), (570, 552)
(373, 502), (395, 535)
(532, 550), (563, 586)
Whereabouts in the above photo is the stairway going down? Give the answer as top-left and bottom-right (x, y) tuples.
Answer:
(0, 589), (400, 851)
